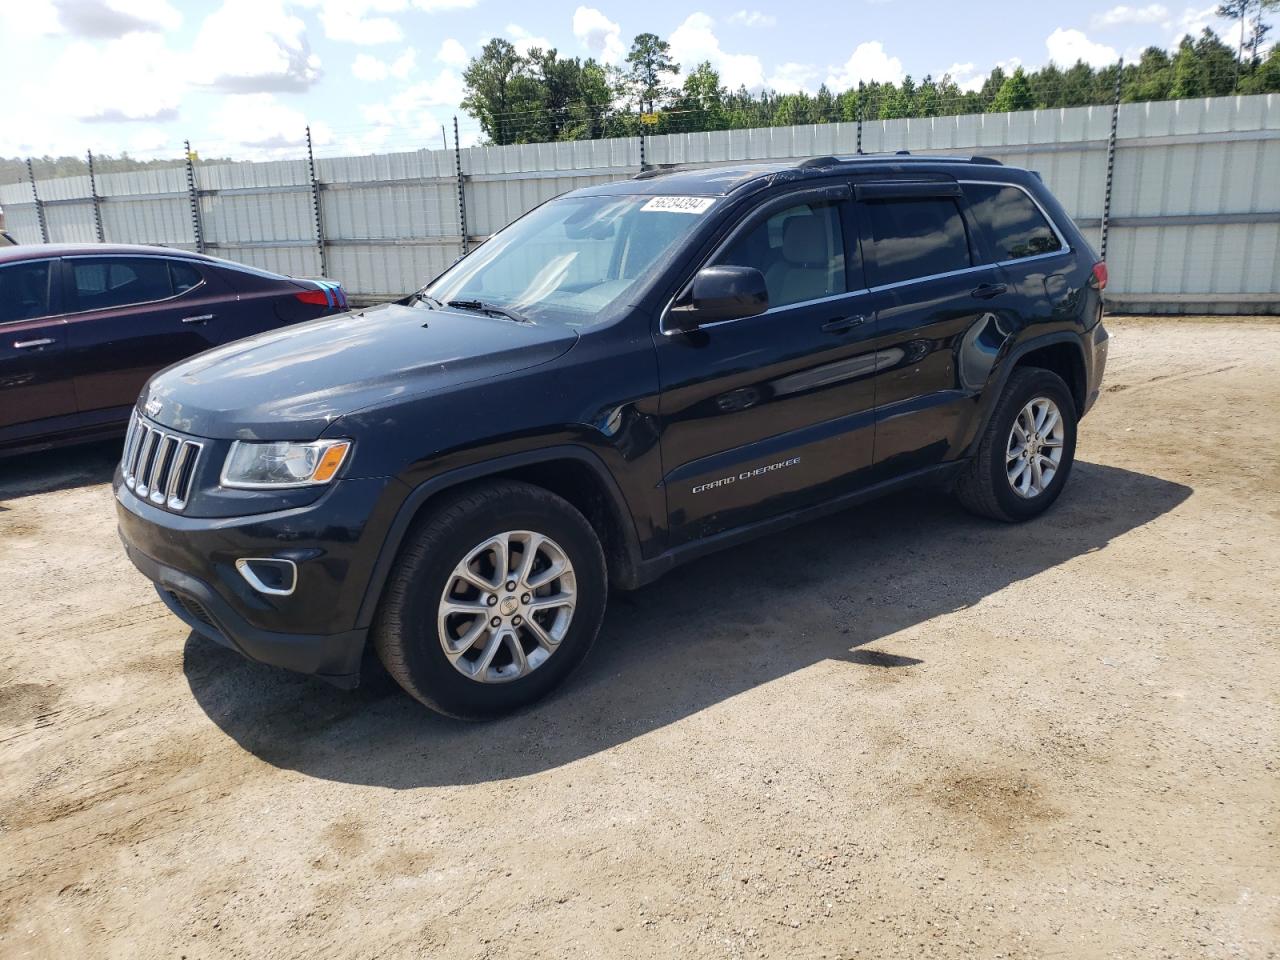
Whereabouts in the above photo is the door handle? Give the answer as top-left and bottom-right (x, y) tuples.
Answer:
(181, 314), (214, 324)
(971, 282), (1008, 300)
(821, 314), (869, 334)
(13, 338), (55, 350)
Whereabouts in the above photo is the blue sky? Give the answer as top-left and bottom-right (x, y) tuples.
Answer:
(0, 0), (1249, 161)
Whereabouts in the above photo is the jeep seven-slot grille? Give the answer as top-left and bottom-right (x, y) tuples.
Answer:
(121, 413), (203, 511)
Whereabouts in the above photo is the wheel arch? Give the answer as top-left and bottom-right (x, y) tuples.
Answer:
(355, 446), (645, 630)
(964, 331), (1087, 459)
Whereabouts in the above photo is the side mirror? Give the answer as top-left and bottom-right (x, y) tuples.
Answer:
(666, 265), (769, 332)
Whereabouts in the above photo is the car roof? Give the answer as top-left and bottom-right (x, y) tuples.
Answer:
(574, 154), (1024, 198)
(0, 242), (214, 265)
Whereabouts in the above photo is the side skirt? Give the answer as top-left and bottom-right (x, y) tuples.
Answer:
(623, 460), (965, 589)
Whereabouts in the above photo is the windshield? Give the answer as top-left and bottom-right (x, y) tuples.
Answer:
(422, 194), (716, 326)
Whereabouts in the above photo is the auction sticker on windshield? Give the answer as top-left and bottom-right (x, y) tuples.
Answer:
(641, 196), (716, 214)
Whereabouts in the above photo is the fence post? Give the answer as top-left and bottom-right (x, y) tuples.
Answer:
(26, 158), (49, 244)
(1100, 60), (1122, 263)
(305, 125), (327, 278)
(856, 82), (864, 155)
(184, 139), (205, 254)
(639, 131), (647, 171)
(86, 150), (105, 243)
(453, 116), (469, 255)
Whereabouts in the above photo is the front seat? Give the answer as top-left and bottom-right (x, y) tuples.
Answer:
(765, 214), (836, 307)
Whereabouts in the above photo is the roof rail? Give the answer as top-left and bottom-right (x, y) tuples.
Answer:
(797, 152), (1004, 169)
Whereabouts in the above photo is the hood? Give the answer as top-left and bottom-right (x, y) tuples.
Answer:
(142, 303), (578, 440)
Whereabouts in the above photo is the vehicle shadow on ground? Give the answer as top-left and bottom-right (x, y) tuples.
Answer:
(0, 440), (121, 502)
(184, 461), (1191, 788)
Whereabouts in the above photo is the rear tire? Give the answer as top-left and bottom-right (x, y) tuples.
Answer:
(372, 480), (607, 719)
(955, 366), (1078, 522)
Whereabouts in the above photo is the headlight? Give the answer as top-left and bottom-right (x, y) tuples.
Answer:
(220, 439), (351, 489)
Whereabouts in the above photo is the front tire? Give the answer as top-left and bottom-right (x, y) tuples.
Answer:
(955, 366), (1078, 522)
(372, 481), (607, 719)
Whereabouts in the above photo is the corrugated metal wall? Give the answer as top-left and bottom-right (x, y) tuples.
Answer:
(2, 94), (1276, 312)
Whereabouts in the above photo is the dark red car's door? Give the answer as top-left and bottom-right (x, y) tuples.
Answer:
(62, 255), (230, 417)
(0, 257), (77, 437)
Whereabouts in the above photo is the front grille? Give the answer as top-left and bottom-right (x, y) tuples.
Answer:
(121, 412), (203, 511)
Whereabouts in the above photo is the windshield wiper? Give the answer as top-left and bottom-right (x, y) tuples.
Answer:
(446, 299), (528, 323)
(413, 290), (444, 308)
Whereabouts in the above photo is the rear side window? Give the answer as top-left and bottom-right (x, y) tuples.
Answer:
(862, 198), (971, 286)
(966, 184), (1064, 262)
(716, 200), (847, 308)
(0, 260), (52, 323)
(71, 258), (174, 311)
(169, 261), (203, 294)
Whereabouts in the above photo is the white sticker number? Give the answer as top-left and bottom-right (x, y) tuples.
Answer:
(641, 196), (716, 214)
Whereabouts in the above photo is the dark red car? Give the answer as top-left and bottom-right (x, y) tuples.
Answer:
(0, 244), (347, 456)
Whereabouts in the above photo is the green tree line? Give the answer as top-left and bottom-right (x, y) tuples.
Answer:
(462, 25), (1280, 145)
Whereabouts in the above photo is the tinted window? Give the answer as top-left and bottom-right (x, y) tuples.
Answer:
(0, 260), (52, 323)
(966, 184), (1064, 261)
(170, 261), (203, 294)
(72, 258), (174, 311)
(863, 198), (970, 286)
(717, 201), (846, 308)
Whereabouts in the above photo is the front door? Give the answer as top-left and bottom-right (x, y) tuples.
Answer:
(655, 189), (879, 547)
(0, 258), (76, 439)
(62, 255), (223, 416)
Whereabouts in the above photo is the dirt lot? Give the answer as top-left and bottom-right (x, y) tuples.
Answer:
(0, 317), (1277, 960)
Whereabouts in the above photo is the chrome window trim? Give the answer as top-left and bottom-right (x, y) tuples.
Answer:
(659, 185), (855, 337)
(957, 179), (1072, 265)
(60, 253), (207, 317)
(0, 257), (60, 327)
(659, 176), (1078, 336)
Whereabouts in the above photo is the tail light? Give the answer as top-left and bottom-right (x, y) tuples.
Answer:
(295, 289), (329, 306)
(1090, 261), (1108, 290)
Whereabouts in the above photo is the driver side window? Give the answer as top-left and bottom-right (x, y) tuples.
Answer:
(715, 200), (847, 309)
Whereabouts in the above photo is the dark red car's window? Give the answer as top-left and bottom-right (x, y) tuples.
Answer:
(170, 261), (203, 294)
(0, 260), (52, 323)
(71, 258), (174, 311)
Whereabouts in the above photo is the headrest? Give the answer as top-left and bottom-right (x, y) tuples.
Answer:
(782, 214), (827, 266)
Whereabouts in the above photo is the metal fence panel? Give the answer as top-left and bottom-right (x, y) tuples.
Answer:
(2, 94), (1276, 310)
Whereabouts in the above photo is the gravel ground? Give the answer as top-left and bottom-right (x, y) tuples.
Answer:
(0, 316), (1276, 960)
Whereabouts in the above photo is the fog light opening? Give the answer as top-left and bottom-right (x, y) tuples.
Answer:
(235, 558), (298, 597)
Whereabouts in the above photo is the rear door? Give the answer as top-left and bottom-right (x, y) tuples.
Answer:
(854, 181), (1007, 480)
(655, 185), (879, 547)
(62, 255), (227, 416)
(0, 257), (76, 436)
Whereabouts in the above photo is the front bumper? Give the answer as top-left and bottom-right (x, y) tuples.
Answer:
(116, 473), (404, 687)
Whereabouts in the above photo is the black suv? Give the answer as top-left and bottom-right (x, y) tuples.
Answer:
(115, 155), (1109, 718)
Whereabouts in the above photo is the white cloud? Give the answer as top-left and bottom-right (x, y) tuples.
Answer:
(301, 0), (405, 45)
(669, 13), (764, 91)
(825, 40), (904, 89)
(1045, 27), (1119, 67)
(939, 61), (985, 93)
(572, 7), (625, 64)
(45, 32), (184, 122)
(767, 62), (819, 94)
(209, 93), (333, 155)
(1092, 4), (1169, 29)
(351, 48), (415, 80)
(51, 0), (182, 37)
(507, 22), (553, 57)
(436, 37), (468, 66)
(1166, 4), (1242, 47)
(361, 68), (465, 127)
(192, 0), (322, 93)
(0, 0), (62, 38)
(410, 0), (477, 10)
(727, 10), (776, 28)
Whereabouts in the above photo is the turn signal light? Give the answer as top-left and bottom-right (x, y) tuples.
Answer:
(311, 441), (351, 483)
